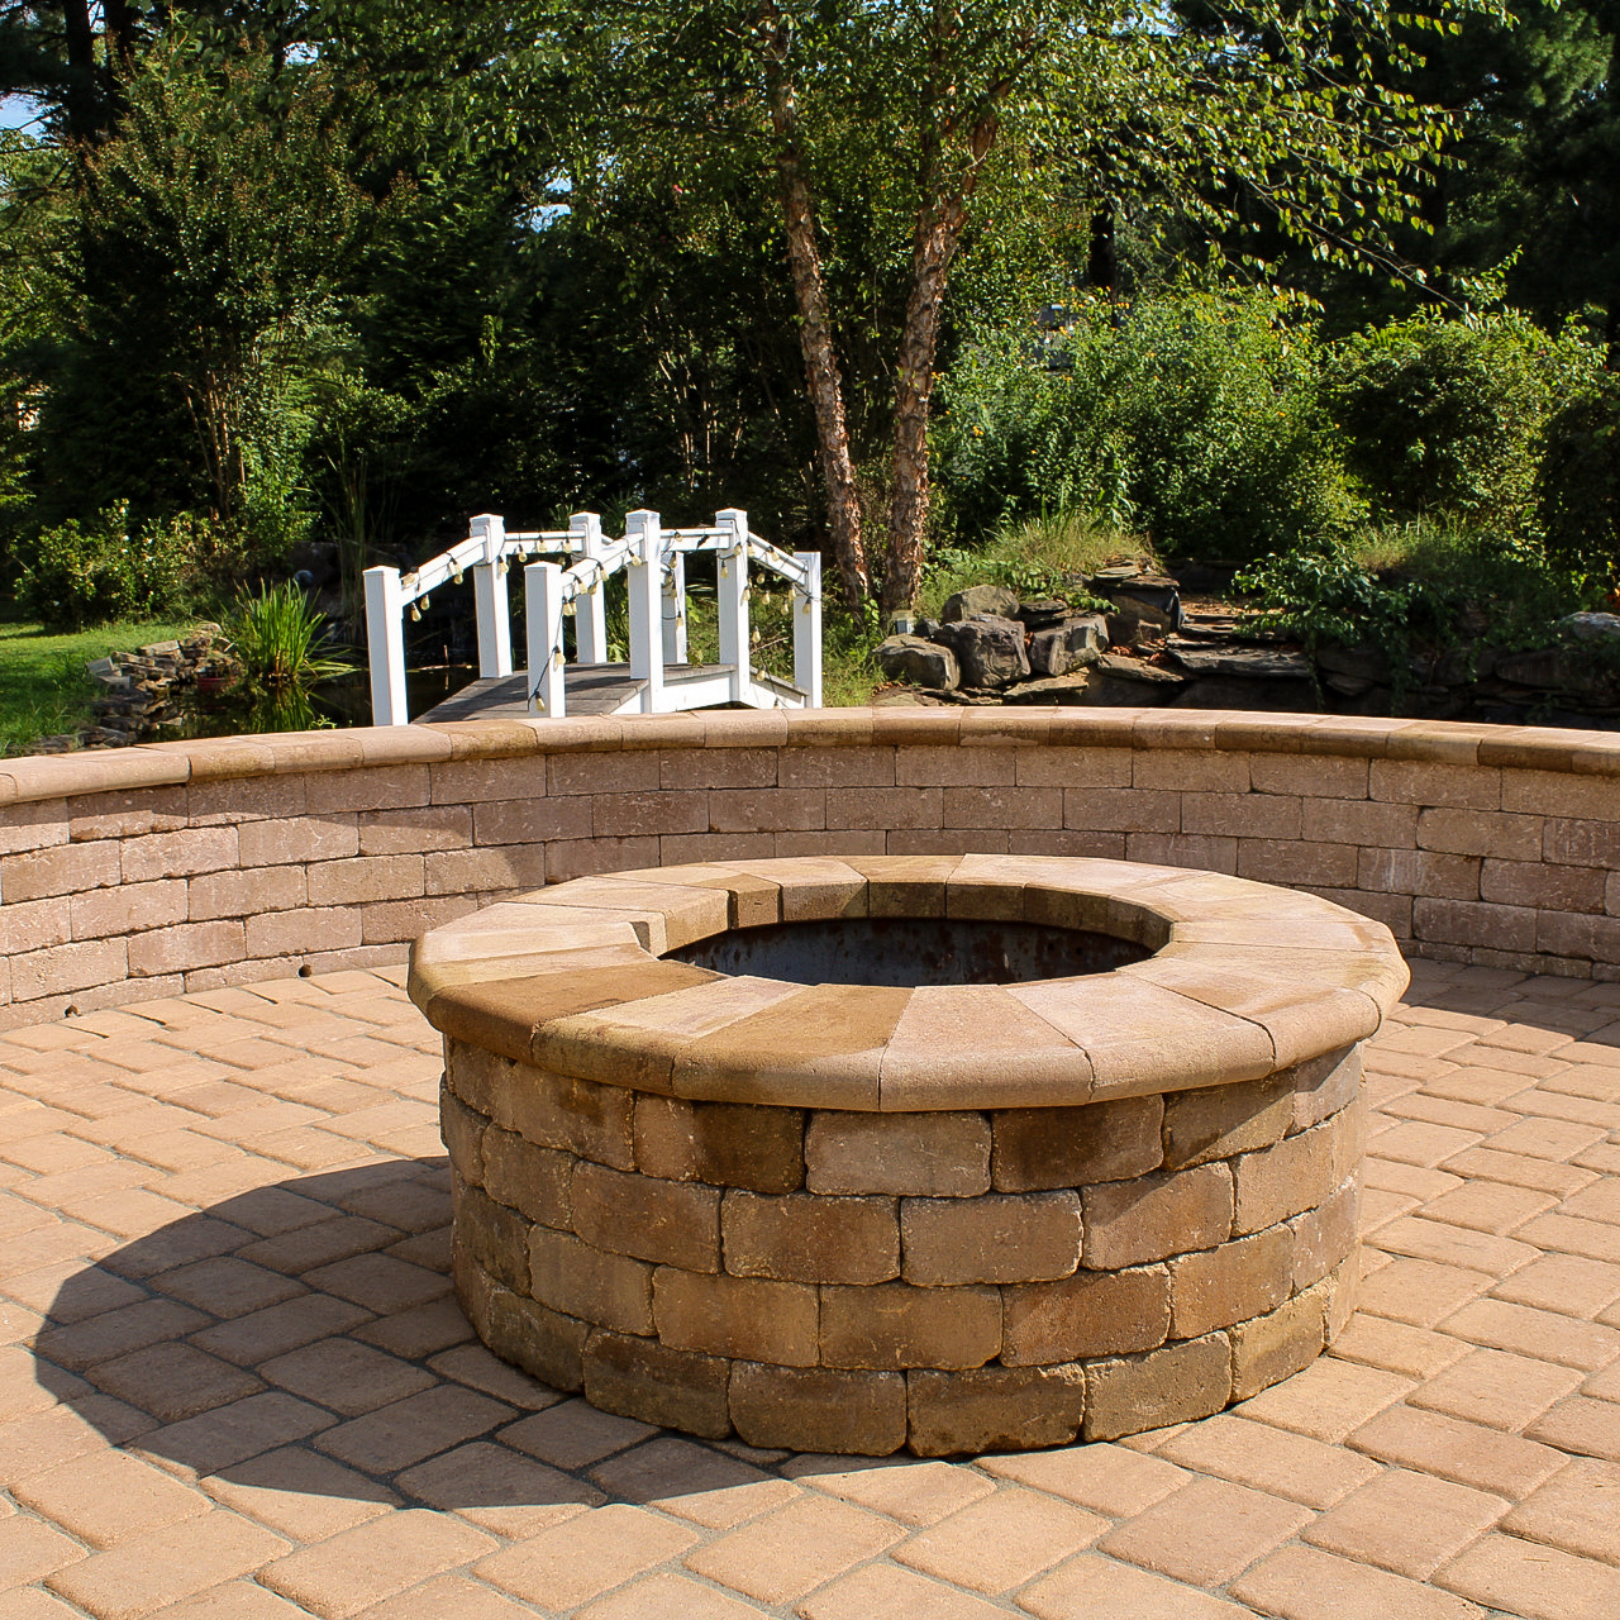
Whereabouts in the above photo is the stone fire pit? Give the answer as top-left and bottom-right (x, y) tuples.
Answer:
(409, 855), (1406, 1456)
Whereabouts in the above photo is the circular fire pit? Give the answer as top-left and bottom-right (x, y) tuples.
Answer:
(410, 855), (1405, 1456)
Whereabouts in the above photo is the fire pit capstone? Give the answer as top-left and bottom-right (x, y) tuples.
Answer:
(410, 855), (1405, 1456)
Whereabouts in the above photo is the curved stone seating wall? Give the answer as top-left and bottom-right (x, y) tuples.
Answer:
(420, 857), (1397, 1454)
(2, 707), (1620, 1029)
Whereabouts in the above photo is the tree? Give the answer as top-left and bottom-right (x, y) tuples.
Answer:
(553, 0), (1490, 611)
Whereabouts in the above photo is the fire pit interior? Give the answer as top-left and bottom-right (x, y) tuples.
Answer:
(410, 854), (1406, 1456)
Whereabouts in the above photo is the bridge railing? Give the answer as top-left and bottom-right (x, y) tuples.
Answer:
(363, 509), (822, 725)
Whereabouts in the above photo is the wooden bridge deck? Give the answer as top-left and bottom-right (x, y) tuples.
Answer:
(415, 662), (737, 723)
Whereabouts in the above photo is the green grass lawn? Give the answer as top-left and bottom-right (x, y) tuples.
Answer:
(0, 613), (205, 756)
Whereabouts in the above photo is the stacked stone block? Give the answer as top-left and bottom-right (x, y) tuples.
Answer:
(442, 1039), (1363, 1455)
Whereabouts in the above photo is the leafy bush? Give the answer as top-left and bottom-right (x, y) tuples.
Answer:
(1537, 373), (1620, 573)
(1324, 310), (1601, 530)
(934, 288), (1359, 562)
(16, 503), (189, 630)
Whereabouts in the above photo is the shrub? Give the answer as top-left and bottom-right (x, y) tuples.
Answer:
(1537, 373), (1620, 575)
(16, 502), (189, 630)
(1323, 310), (1601, 530)
(935, 288), (1359, 562)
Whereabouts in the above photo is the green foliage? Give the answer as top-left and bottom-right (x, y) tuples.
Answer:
(1324, 310), (1601, 528)
(1235, 521), (1596, 708)
(1536, 374), (1620, 574)
(228, 580), (354, 695)
(922, 511), (1129, 617)
(936, 288), (1360, 562)
(16, 502), (190, 630)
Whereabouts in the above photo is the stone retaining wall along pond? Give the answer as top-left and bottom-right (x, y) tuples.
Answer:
(2, 708), (1620, 1032)
(415, 856), (1400, 1454)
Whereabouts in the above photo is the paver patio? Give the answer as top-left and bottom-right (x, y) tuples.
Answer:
(1, 956), (1617, 1620)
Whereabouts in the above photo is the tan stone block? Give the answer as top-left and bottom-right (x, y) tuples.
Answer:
(1324, 1254), (1358, 1341)
(1169, 1227), (1293, 1338)
(1481, 857), (1605, 913)
(708, 788), (824, 833)
(1181, 792), (1303, 840)
(1083, 1331), (1233, 1441)
(593, 790), (709, 838)
(1237, 838), (1359, 888)
(907, 1365), (1086, 1457)
(582, 1329), (731, 1439)
(1300, 797), (1419, 847)
(723, 1190), (898, 1284)
(778, 743), (895, 789)
(1230, 1286), (1328, 1401)
(1251, 753), (1370, 798)
(825, 786), (944, 831)
(1, 895), (69, 953)
(942, 786), (1063, 830)
(440, 1081), (488, 1181)
(1544, 816), (1620, 869)
(1162, 1075), (1293, 1170)
(2, 838), (121, 901)
(729, 1362), (907, 1455)
(359, 804), (474, 854)
(128, 919), (245, 976)
(188, 864), (306, 920)
(1290, 1178), (1360, 1291)
(806, 1111), (990, 1197)
(1083, 1163), (1234, 1270)
(1014, 745), (1132, 788)
(480, 1127), (573, 1230)
(307, 853), (425, 906)
(661, 746), (779, 790)
(362, 893), (479, 944)
(1063, 788), (1181, 834)
(895, 744), (1016, 787)
(1232, 1120), (1337, 1235)
(429, 753), (550, 804)
(529, 1226), (654, 1336)
(69, 880), (187, 941)
(458, 1182), (532, 1293)
(121, 826), (238, 883)
(1124, 832), (1238, 874)
(1418, 807), (1543, 860)
(633, 1095), (805, 1194)
(1291, 1047), (1363, 1132)
(1133, 750), (1249, 793)
(304, 762), (430, 811)
(1329, 1093), (1368, 1187)
(246, 907), (362, 959)
(187, 773), (305, 824)
(653, 1268), (818, 1365)
(65, 783), (187, 840)
(900, 1192), (1081, 1286)
(10, 937), (127, 1000)
(571, 1161), (720, 1272)
(472, 797), (594, 846)
(453, 1047), (636, 1172)
(1002, 1265), (1171, 1365)
(1371, 759), (1500, 810)
(427, 845), (548, 896)
(487, 1290), (589, 1393)
(991, 1097), (1164, 1191)
(819, 1281), (1001, 1370)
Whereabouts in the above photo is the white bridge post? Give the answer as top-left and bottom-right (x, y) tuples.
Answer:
(716, 508), (750, 703)
(570, 512), (608, 664)
(794, 551), (823, 708)
(363, 565), (408, 725)
(524, 561), (566, 719)
(663, 549), (688, 666)
(470, 513), (513, 679)
(626, 510), (665, 714)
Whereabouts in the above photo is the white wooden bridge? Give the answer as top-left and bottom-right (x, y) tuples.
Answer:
(362, 508), (823, 725)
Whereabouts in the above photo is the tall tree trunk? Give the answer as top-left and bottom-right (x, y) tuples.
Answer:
(60, 0), (100, 142)
(757, 1), (869, 610)
(883, 111), (998, 614)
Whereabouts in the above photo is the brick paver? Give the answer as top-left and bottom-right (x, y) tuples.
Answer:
(3, 962), (1620, 1617)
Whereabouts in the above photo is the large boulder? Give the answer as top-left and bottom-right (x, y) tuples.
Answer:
(874, 634), (960, 692)
(942, 584), (1020, 623)
(1081, 653), (1187, 706)
(1014, 598), (1072, 631)
(933, 614), (1030, 688)
(1029, 615), (1109, 677)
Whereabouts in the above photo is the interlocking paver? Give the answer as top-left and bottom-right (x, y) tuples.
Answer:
(7, 964), (1620, 1619)
(1301, 1466), (1507, 1579)
(260, 1509), (496, 1618)
(892, 1486), (1107, 1592)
